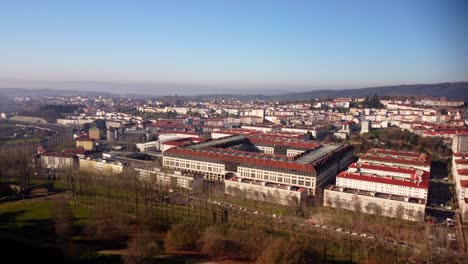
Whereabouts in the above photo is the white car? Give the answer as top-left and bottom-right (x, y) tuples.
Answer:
(336, 228), (343, 232)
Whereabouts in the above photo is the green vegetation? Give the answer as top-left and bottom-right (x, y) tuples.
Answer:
(0, 200), (53, 229)
(17, 104), (83, 123)
(1, 137), (41, 145)
(165, 223), (203, 250)
(362, 94), (384, 108)
(351, 127), (452, 159)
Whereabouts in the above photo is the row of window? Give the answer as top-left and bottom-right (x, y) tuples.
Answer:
(238, 167), (314, 188)
(338, 179), (427, 199)
(164, 157), (224, 174)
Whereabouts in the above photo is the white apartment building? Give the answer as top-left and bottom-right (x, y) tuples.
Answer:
(324, 149), (431, 222)
(453, 153), (468, 221)
(41, 152), (77, 169)
(136, 167), (204, 190)
(79, 158), (125, 174)
(452, 134), (468, 154)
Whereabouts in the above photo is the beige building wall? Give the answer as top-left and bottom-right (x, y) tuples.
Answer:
(163, 156), (226, 181)
(453, 134), (468, 154)
(76, 140), (95, 151)
(225, 179), (307, 205)
(79, 159), (124, 174)
(324, 188), (425, 222)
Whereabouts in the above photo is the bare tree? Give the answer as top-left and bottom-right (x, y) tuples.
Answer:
(124, 231), (162, 264)
(352, 195), (362, 213)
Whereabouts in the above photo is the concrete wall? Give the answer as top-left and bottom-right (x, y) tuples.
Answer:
(324, 188), (425, 222)
(225, 179), (307, 205)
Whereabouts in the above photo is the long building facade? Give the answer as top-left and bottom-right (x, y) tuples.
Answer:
(453, 152), (468, 221)
(162, 134), (354, 202)
(324, 148), (431, 221)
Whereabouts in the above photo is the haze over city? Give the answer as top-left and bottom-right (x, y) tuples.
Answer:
(1, 1), (468, 264)
(1, 0), (467, 95)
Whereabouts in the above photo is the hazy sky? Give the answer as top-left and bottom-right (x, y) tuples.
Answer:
(0, 0), (467, 94)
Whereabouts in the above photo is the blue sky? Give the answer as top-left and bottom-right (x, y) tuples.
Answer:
(0, 0), (467, 94)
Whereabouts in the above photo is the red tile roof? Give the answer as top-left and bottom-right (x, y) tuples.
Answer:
(361, 149), (431, 167)
(367, 148), (422, 158)
(165, 147), (316, 174)
(360, 155), (431, 167)
(247, 136), (321, 150)
(162, 138), (193, 146)
(460, 180), (468, 188)
(337, 171), (429, 189)
(350, 162), (417, 175)
(158, 131), (200, 136)
(455, 159), (468, 165)
(76, 138), (94, 142)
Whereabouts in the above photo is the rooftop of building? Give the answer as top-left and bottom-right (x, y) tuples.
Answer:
(455, 159), (468, 165)
(349, 162), (417, 176)
(326, 185), (426, 204)
(360, 148), (431, 167)
(42, 152), (76, 158)
(164, 147), (316, 174)
(226, 175), (306, 192)
(460, 180), (468, 188)
(337, 170), (429, 189)
(164, 132), (352, 174)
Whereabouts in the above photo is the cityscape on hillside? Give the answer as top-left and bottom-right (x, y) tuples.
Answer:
(1, 1), (467, 264)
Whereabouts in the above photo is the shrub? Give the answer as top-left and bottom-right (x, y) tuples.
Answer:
(165, 222), (203, 250)
(124, 231), (162, 264)
(257, 237), (320, 264)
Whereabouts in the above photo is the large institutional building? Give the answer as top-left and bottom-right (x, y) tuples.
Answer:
(324, 149), (431, 221)
(162, 133), (354, 205)
(453, 153), (468, 221)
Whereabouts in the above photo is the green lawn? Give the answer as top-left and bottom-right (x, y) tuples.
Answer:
(1, 137), (41, 145)
(0, 200), (53, 228)
(0, 199), (91, 242)
(29, 179), (71, 190)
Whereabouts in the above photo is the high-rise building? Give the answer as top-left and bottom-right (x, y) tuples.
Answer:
(88, 127), (101, 141)
(361, 120), (371, 134)
(452, 134), (468, 154)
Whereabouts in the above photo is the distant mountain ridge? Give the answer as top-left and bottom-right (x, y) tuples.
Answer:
(269, 82), (468, 101)
(0, 82), (466, 101)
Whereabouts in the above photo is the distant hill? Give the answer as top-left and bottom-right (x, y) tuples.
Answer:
(269, 82), (468, 101)
(0, 88), (112, 97)
(0, 82), (466, 101)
